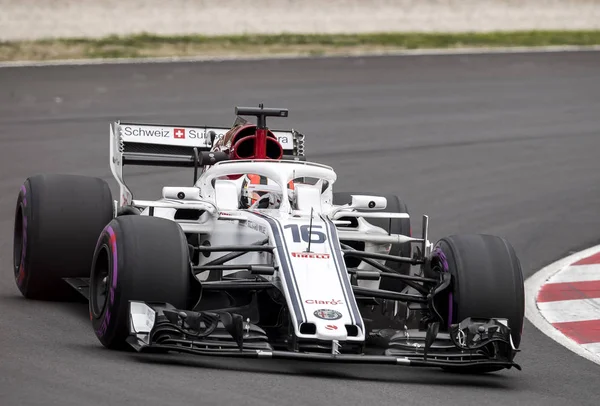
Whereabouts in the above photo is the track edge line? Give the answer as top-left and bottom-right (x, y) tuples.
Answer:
(1, 45), (600, 68)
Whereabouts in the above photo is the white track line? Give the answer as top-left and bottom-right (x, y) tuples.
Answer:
(525, 244), (600, 366)
(582, 342), (600, 354)
(1, 45), (600, 69)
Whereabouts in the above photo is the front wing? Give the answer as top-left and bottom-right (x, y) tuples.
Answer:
(127, 301), (521, 370)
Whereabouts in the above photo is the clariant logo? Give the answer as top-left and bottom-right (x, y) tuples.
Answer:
(304, 299), (344, 305)
(292, 252), (330, 259)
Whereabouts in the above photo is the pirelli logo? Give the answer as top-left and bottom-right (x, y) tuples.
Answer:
(292, 252), (331, 259)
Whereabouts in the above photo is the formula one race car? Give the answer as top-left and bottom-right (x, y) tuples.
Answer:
(12, 105), (525, 373)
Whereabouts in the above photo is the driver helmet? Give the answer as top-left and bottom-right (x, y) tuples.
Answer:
(212, 123), (297, 209)
(240, 174), (295, 209)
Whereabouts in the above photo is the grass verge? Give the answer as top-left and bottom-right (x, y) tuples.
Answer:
(2, 30), (600, 62)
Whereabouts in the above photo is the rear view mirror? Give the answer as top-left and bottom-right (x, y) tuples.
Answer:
(350, 195), (387, 210)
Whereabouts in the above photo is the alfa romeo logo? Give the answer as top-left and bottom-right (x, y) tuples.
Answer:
(313, 309), (342, 320)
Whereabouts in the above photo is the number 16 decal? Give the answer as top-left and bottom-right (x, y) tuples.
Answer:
(284, 224), (327, 244)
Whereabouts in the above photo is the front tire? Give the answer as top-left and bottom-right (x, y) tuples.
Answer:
(90, 215), (192, 350)
(432, 234), (524, 373)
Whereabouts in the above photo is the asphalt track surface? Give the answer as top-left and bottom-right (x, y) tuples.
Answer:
(1, 51), (600, 406)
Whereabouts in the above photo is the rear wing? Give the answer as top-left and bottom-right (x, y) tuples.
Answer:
(109, 121), (306, 206)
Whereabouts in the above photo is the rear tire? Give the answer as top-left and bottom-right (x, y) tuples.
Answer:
(432, 234), (524, 373)
(90, 215), (192, 350)
(13, 174), (113, 300)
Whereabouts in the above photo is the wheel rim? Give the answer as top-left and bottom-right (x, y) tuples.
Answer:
(91, 244), (111, 318)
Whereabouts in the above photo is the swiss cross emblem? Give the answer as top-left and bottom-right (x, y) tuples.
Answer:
(174, 128), (185, 139)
